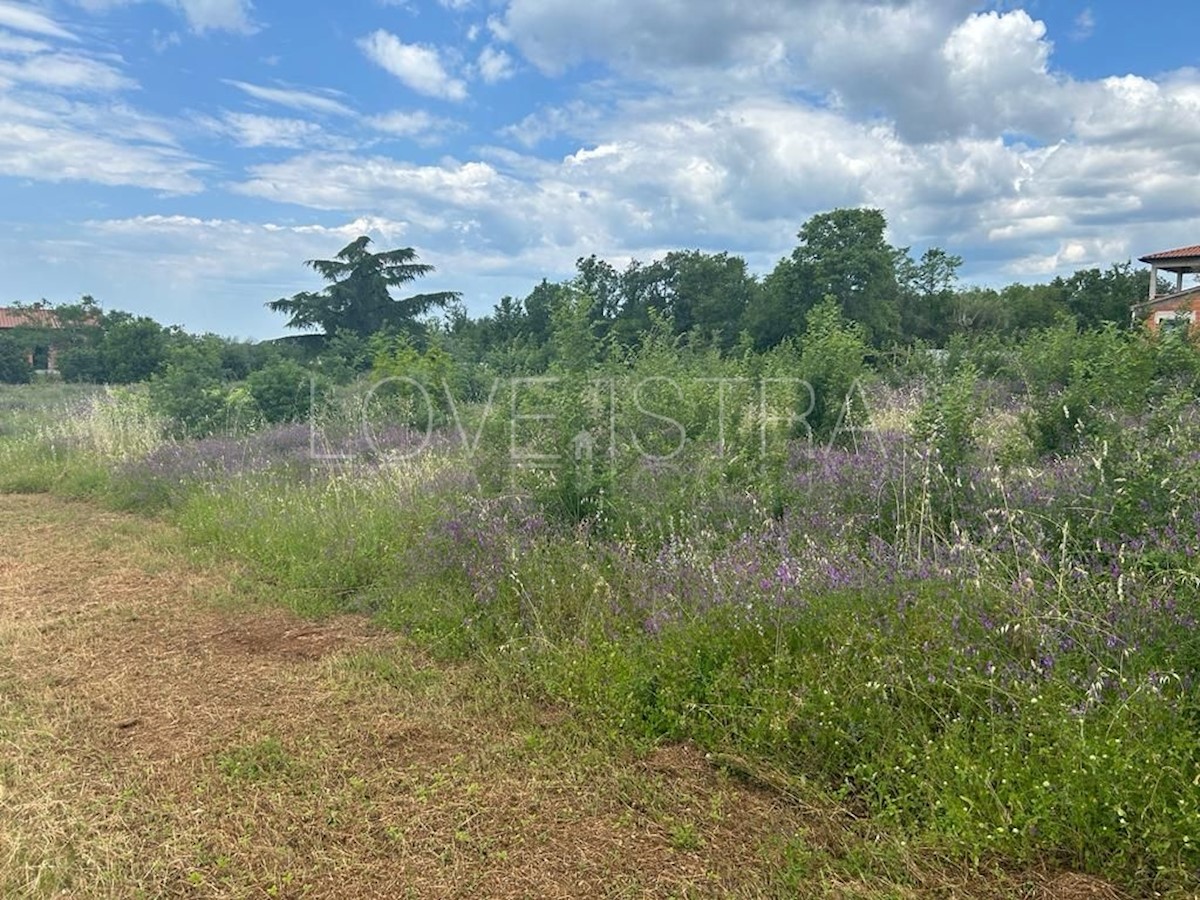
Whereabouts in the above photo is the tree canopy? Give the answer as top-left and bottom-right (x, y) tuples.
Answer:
(268, 237), (459, 339)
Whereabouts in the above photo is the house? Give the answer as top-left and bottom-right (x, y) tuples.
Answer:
(1132, 245), (1200, 334)
(0, 307), (64, 371)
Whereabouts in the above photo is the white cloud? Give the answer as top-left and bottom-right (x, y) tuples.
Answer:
(499, 100), (601, 147)
(0, 86), (202, 192)
(0, 51), (136, 92)
(1072, 8), (1095, 42)
(7, 0), (1200, 337)
(225, 79), (355, 116)
(88, 213), (411, 243)
(365, 109), (456, 142)
(225, 47), (1200, 297)
(494, 1), (1075, 143)
(171, 0), (254, 33)
(359, 29), (467, 101)
(0, 27), (50, 54)
(366, 110), (434, 137)
(0, 2), (77, 40)
(476, 44), (514, 83)
(0, 119), (204, 192)
(210, 112), (335, 149)
(73, 0), (256, 35)
(151, 29), (181, 52)
(485, 13), (509, 42)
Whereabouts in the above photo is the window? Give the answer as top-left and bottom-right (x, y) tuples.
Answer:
(1155, 310), (1195, 332)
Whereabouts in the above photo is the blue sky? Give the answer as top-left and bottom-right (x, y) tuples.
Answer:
(0, 0), (1197, 338)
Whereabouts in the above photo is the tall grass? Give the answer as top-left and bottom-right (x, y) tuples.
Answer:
(2, 376), (1198, 893)
(0, 385), (164, 496)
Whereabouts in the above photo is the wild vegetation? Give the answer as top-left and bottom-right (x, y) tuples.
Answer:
(2, 208), (1198, 895)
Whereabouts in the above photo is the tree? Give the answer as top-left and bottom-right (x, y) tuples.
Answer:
(743, 208), (902, 349)
(614, 251), (755, 350)
(268, 237), (459, 340)
(743, 256), (804, 349)
(667, 250), (755, 348)
(100, 315), (169, 383)
(794, 208), (900, 346)
(149, 342), (227, 437)
(0, 333), (32, 384)
(1059, 262), (1146, 330)
(897, 247), (962, 345)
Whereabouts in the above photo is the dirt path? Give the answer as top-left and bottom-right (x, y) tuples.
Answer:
(0, 494), (820, 899)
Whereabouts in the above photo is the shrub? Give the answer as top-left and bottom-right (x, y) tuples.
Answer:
(149, 344), (227, 437)
(913, 361), (981, 480)
(0, 334), (33, 384)
(246, 359), (323, 424)
(797, 298), (871, 443)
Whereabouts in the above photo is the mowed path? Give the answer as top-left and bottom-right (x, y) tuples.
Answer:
(0, 494), (814, 899)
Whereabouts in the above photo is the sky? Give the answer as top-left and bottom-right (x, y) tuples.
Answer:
(0, 0), (1197, 339)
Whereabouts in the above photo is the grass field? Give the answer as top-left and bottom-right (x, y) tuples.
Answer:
(0, 377), (1194, 897)
(0, 493), (1123, 899)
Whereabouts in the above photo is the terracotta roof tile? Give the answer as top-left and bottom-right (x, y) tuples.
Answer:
(1139, 245), (1200, 263)
(0, 308), (60, 329)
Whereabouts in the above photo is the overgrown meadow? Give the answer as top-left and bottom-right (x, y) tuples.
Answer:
(2, 307), (1199, 894)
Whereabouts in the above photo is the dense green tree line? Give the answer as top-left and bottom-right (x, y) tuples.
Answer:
(437, 208), (1153, 374)
(0, 208), (1166, 439)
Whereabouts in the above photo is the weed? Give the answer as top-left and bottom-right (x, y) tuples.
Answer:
(217, 737), (292, 782)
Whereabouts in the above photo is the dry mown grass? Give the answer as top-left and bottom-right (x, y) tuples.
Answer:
(0, 494), (1129, 898)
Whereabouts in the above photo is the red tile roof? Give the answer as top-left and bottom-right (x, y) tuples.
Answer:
(1140, 245), (1200, 263)
(0, 308), (60, 329)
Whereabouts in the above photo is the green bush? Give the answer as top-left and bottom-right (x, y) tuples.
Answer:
(1020, 322), (1154, 454)
(0, 334), (33, 384)
(149, 344), (227, 437)
(246, 359), (323, 424)
(797, 297), (871, 443)
(913, 361), (981, 479)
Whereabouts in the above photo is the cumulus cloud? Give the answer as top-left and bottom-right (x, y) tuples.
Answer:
(9, 0), (1200, 336)
(476, 45), (514, 83)
(228, 103), (929, 261)
(225, 33), (1200, 294)
(499, 100), (601, 147)
(494, 1), (1074, 142)
(359, 30), (468, 101)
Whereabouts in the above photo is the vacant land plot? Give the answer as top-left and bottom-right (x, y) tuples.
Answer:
(0, 494), (813, 898)
(0, 494), (1128, 898)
